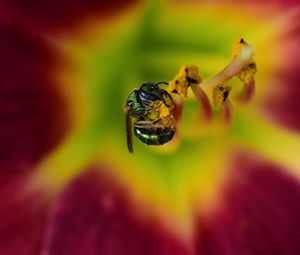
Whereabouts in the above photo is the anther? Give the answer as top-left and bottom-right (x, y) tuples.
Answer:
(201, 38), (254, 94)
(236, 60), (257, 103)
(213, 84), (232, 107)
(167, 64), (201, 98)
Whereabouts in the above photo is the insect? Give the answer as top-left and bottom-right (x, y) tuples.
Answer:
(125, 82), (176, 153)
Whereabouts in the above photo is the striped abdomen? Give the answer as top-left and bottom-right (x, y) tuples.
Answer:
(134, 126), (175, 145)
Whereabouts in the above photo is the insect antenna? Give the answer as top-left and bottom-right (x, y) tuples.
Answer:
(156, 81), (169, 87)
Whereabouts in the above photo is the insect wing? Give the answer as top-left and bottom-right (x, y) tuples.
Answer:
(125, 106), (134, 153)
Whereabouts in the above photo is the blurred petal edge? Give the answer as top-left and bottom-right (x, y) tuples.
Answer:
(254, 7), (300, 132)
(0, 19), (70, 170)
(196, 151), (300, 255)
(42, 165), (189, 255)
(0, 171), (51, 255)
(0, 0), (139, 31)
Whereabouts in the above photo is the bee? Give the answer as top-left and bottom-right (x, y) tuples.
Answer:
(125, 82), (176, 153)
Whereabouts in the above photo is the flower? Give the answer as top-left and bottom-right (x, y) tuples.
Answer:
(1, 0), (300, 254)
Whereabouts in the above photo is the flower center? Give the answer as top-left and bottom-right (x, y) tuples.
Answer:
(166, 38), (257, 127)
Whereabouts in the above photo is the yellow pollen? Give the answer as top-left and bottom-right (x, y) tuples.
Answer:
(232, 37), (249, 58)
(231, 37), (257, 86)
(168, 64), (202, 98)
(146, 100), (175, 128)
(213, 84), (232, 107)
(238, 62), (257, 85)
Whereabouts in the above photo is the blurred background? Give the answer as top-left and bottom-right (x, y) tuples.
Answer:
(1, 0), (300, 254)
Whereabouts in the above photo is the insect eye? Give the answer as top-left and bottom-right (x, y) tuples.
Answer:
(141, 83), (156, 92)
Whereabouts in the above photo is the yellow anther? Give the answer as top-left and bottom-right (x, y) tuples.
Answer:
(238, 62), (257, 85)
(232, 38), (249, 58)
(232, 38), (256, 82)
(213, 84), (232, 107)
(231, 38), (257, 102)
(168, 64), (202, 98)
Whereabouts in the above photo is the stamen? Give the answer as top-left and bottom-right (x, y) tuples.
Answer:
(165, 38), (255, 130)
(212, 83), (233, 125)
(167, 64), (212, 123)
(169, 95), (183, 151)
(199, 38), (256, 124)
(221, 100), (233, 125)
(173, 95), (184, 125)
(237, 62), (257, 103)
(168, 64), (201, 98)
(201, 38), (254, 94)
(213, 84), (232, 107)
(232, 38), (257, 103)
(191, 84), (213, 123)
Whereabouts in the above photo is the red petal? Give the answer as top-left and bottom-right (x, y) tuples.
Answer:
(258, 68), (300, 131)
(0, 0), (138, 31)
(196, 152), (300, 255)
(188, 0), (300, 16)
(255, 9), (300, 131)
(0, 20), (69, 169)
(0, 171), (50, 255)
(43, 166), (189, 255)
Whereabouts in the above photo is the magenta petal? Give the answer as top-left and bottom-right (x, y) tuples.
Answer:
(256, 11), (300, 132)
(196, 152), (300, 255)
(195, 0), (300, 14)
(0, 20), (69, 169)
(259, 65), (300, 131)
(43, 167), (188, 255)
(259, 54), (300, 131)
(1, 0), (138, 31)
(0, 172), (50, 255)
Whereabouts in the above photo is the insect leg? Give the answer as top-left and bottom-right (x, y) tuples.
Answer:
(161, 90), (173, 107)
